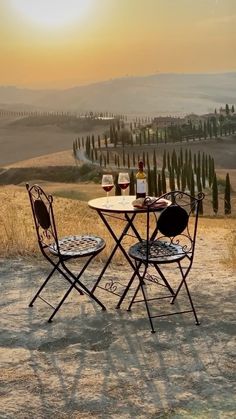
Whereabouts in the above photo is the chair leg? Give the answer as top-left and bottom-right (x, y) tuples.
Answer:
(48, 278), (80, 322)
(127, 266), (156, 333)
(127, 263), (146, 310)
(171, 262), (200, 325)
(171, 262), (191, 304)
(153, 264), (175, 295)
(139, 280), (156, 333)
(62, 260), (106, 309)
(48, 257), (106, 322)
(116, 261), (142, 309)
(29, 263), (59, 307)
(127, 280), (141, 311)
(183, 280), (200, 325)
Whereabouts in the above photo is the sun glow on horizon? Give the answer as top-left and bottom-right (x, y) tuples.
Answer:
(9, 0), (94, 28)
(1, 0), (236, 88)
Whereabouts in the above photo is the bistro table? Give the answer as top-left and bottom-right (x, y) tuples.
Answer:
(88, 195), (166, 308)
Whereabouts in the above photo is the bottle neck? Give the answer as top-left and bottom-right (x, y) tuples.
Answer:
(138, 161), (144, 172)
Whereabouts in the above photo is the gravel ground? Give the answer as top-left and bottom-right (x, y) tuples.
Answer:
(0, 233), (235, 419)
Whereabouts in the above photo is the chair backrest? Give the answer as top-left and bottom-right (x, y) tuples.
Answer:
(145, 190), (205, 260)
(26, 184), (59, 255)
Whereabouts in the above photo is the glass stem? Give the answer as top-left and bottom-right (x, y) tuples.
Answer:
(106, 192), (109, 206)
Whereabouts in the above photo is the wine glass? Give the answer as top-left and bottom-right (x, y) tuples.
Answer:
(118, 172), (130, 204)
(102, 174), (114, 207)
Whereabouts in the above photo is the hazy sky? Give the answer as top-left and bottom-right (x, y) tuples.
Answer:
(1, 0), (236, 89)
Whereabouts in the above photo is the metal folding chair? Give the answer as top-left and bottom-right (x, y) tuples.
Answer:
(26, 183), (106, 322)
(127, 191), (205, 333)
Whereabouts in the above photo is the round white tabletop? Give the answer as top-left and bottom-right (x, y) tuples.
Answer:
(88, 195), (139, 213)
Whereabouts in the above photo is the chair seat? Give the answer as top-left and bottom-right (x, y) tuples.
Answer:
(49, 235), (106, 257)
(129, 240), (186, 263)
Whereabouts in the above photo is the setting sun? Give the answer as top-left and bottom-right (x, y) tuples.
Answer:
(1, 0), (236, 88)
(9, 0), (94, 28)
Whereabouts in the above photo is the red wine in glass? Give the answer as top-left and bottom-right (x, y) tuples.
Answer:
(118, 173), (130, 203)
(103, 185), (114, 192)
(118, 182), (130, 190)
(101, 174), (114, 207)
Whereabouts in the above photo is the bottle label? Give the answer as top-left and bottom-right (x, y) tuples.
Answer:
(137, 179), (146, 194)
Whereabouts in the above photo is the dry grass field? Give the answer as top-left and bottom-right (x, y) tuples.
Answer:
(0, 185), (235, 271)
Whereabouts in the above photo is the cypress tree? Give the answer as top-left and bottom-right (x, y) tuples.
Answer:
(190, 171), (195, 196)
(146, 152), (150, 170)
(153, 149), (157, 168)
(212, 117), (218, 138)
(190, 171), (196, 213)
(157, 173), (162, 196)
(212, 173), (218, 214)
(162, 168), (166, 193)
(103, 155), (107, 168)
(197, 151), (201, 172)
(205, 153), (208, 184)
(105, 134), (108, 148)
(197, 178), (203, 215)
(224, 173), (231, 215)
(92, 134), (95, 149)
(122, 149), (125, 167)
(181, 167), (186, 191)
(142, 151), (146, 167)
(193, 153), (197, 174)
(196, 166), (201, 192)
(169, 168), (175, 191)
(201, 152), (206, 189)
(171, 149), (177, 172)
(129, 171), (135, 195)
(139, 132), (142, 146)
(188, 149), (192, 167)
(127, 153), (130, 169)
(208, 155), (212, 185)
(186, 164), (192, 191)
(167, 152), (171, 172)
(163, 150), (166, 170)
(153, 165), (158, 196)
(185, 149), (188, 165)
(148, 167), (153, 196)
(115, 174), (122, 196)
(209, 157), (215, 187)
(180, 148), (183, 166)
(91, 149), (94, 163)
(176, 168), (181, 190)
(164, 128), (167, 143)
(133, 152), (136, 168)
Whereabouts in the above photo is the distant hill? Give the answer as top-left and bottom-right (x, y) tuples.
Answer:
(1, 72), (236, 116)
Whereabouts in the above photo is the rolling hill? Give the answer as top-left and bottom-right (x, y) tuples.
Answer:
(1, 72), (236, 116)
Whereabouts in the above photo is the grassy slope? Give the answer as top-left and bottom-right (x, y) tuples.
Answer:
(0, 187), (235, 271)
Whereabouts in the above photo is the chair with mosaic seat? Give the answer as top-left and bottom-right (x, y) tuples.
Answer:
(126, 190), (205, 333)
(26, 183), (106, 322)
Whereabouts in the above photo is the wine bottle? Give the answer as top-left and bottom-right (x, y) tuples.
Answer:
(136, 161), (147, 198)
